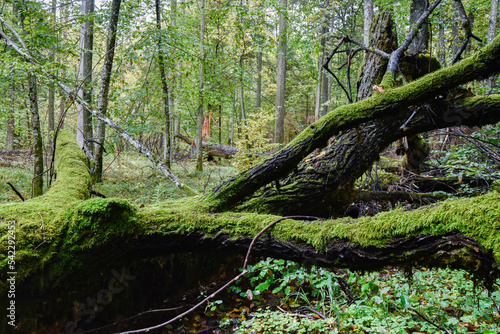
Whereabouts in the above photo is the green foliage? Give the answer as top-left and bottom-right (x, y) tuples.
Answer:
(236, 308), (337, 334)
(430, 123), (500, 194)
(232, 259), (500, 333)
(233, 109), (279, 171)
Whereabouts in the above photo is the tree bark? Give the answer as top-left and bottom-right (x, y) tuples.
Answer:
(409, 0), (429, 53)
(28, 74), (44, 197)
(357, 10), (397, 101)
(76, 0), (94, 156)
(488, 0), (499, 89)
(93, 0), (121, 182)
(47, 0), (56, 137)
(18, 1), (44, 197)
(156, 0), (171, 169)
(6, 84), (15, 151)
(274, 0), (287, 144)
(208, 34), (500, 212)
(195, 0), (205, 172)
(363, 0), (373, 46)
(238, 95), (500, 216)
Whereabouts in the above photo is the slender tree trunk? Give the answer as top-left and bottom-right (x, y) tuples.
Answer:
(93, 0), (122, 182)
(256, 50), (262, 112)
(488, 0), (499, 89)
(438, 23), (446, 66)
(363, 0), (374, 46)
(195, 0), (205, 172)
(314, 55), (322, 120)
(239, 55), (246, 123)
(76, 0), (94, 154)
(29, 74), (44, 197)
(320, 0), (329, 116)
(409, 0), (429, 53)
(18, 1), (44, 196)
(168, 0), (177, 162)
(274, 0), (287, 144)
(47, 0), (56, 136)
(6, 84), (15, 151)
(156, 0), (171, 168)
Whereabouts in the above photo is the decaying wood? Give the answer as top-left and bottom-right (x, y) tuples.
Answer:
(209, 34), (500, 212)
(175, 133), (237, 159)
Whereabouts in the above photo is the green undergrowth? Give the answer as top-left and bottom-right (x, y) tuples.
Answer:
(92, 152), (237, 205)
(228, 259), (500, 333)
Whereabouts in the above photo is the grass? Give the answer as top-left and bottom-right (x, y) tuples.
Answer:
(0, 151), (239, 206)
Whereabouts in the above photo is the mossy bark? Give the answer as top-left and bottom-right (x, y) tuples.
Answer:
(1, 131), (500, 331)
(208, 34), (500, 212)
(233, 95), (500, 217)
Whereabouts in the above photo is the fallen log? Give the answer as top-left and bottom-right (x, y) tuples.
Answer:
(175, 133), (237, 159)
(1, 131), (499, 332)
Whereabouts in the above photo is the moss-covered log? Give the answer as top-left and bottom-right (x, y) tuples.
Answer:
(208, 34), (500, 212)
(237, 95), (500, 217)
(1, 131), (499, 293)
(1, 131), (500, 332)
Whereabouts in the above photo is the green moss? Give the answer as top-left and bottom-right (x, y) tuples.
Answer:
(62, 198), (137, 250)
(0, 130), (91, 291)
(380, 72), (395, 89)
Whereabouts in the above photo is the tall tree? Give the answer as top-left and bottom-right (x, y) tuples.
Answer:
(195, 0), (206, 171)
(364, 0), (374, 45)
(156, 0), (171, 168)
(274, 0), (287, 144)
(409, 0), (429, 53)
(18, 1), (44, 196)
(6, 84), (15, 151)
(76, 0), (94, 156)
(168, 0), (177, 163)
(47, 0), (56, 138)
(488, 0), (498, 89)
(320, 0), (330, 117)
(93, 0), (122, 182)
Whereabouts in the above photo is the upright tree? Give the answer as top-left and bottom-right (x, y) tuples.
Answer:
(195, 0), (206, 171)
(47, 0), (56, 137)
(156, 0), (171, 168)
(76, 0), (94, 156)
(19, 1), (44, 196)
(93, 0), (122, 182)
(274, 0), (287, 144)
(488, 0), (498, 89)
(364, 0), (374, 45)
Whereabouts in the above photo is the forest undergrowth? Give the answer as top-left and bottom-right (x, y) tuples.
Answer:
(1, 147), (499, 333)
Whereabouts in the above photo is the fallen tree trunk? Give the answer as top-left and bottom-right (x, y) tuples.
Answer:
(208, 34), (500, 212)
(1, 131), (499, 332)
(238, 95), (500, 216)
(175, 133), (237, 159)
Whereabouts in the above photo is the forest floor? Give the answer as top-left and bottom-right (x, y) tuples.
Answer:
(1, 151), (499, 333)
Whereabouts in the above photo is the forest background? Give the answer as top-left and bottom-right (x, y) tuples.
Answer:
(1, 0), (500, 332)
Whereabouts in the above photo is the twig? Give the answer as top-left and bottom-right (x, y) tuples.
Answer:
(6, 182), (25, 201)
(81, 306), (186, 333)
(35, 213), (47, 250)
(322, 37), (353, 103)
(115, 215), (322, 334)
(410, 307), (452, 333)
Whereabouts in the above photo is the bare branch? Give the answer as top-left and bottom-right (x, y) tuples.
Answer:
(387, 0), (443, 75)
